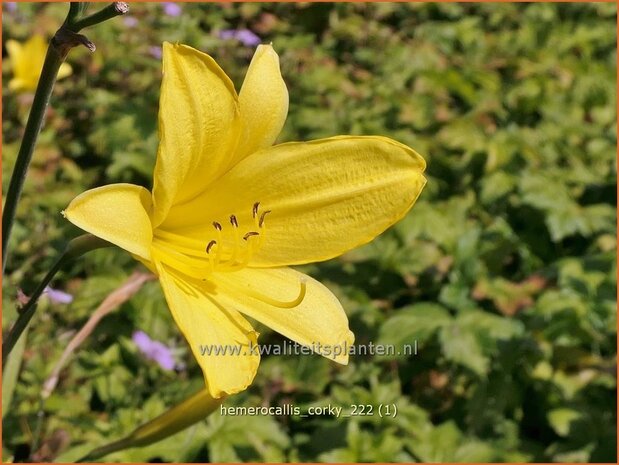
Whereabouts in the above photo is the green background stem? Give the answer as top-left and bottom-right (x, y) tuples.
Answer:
(71, 2), (129, 31)
(1, 45), (64, 273)
(2, 234), (112, 366)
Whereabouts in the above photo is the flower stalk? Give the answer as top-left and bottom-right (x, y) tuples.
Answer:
(77, 389), (224, 462)
(2, 234), (112, 366)
(1, 2), (128, 273)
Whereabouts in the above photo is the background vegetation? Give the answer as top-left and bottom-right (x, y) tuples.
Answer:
(2, 2), (616, 462)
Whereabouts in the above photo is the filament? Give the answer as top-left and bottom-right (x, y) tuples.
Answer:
(153, 201), (271, 277)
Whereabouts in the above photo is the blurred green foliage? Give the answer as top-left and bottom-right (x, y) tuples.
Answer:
(2, 2), (616, 463)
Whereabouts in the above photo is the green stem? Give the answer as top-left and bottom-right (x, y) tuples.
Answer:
(2, 45), (64, 273)
(70, 2), (129, 31)
(2, 234), (112, 366)
(66, 2), (90, 25)
(77, 390), (224, 462)
(76, 438), (134, 463)
(1, 2), (129, 274)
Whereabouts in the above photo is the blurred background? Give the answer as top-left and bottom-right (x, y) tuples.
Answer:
(2, 2), (616, 462)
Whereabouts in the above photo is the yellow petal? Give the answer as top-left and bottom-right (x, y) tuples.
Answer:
(8, 78), (27, 92)
(156, 264), (260, 398)
(24, 35), (47, 58)
(5, 39), (22, 65)
(58, 62), (73, 80)
(22, 35), (47, 88)
(7, 37), (41, 92)
(213, 267), (354, 364)
(236, 44), (288, 160)
(64, 184), (153, 261)
(151, 42), (242, 228)
(160, 136), (426, 266)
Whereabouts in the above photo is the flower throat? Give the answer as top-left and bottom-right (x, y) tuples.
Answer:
(151, 202), (306, 309)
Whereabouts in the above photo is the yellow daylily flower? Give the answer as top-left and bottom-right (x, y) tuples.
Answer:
(6, 34), (72, 93)
(64, 42), (427, 398)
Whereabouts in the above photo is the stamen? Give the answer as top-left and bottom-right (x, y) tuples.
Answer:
(243, 231), (259, 241)
(213, 223), (222, 266)
(231, 216), (240, 263)
(242, 277), (307, 308)
(222, 231), (259, 271)
(154, 204), (272, 276)
(205, 242), (217, 273)
(224, 238), (253, 271)
(259, 210), (272, 228)
(206, 240), (217, 253)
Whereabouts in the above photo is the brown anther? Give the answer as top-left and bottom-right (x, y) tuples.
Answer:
(252, 202), (260, 218)
(213, 221), (222, 231)
(230, 215), (238, 227)
(243, 231), (260, 241)
(206, 240), (217, 253)
(259, 210), (272, 227)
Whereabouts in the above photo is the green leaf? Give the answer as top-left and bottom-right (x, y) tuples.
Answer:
(2, 323), (29, 418)
(204, 412), (290, 462)
(409, 421), (462, 462)
(548, 408), (582, 437)
(480, 171), (517, 204)
(457, 310), (525, 341)
(377, 303), (451, 359)
(440, 323), (489, 375)
(454, 440), (496, 462)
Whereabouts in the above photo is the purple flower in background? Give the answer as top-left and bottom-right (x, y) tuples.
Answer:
(149, 46), (163, 60)
(132, 330), (176, 371)
(5, 2), (17, 12)
(123, 16), (138, 28)
(219, 29), (261, 47)
(44, 286), (73, 304)
(163, 2), (182, 17)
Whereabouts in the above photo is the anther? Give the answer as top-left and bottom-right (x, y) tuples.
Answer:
(230, 215), (238, 227)
(252, 202), (260, 218)
(259, 210), (272, 227)
(213, 221), (222, 231)
(243, 231), (260, 241)
(206, 240), (217, 253)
